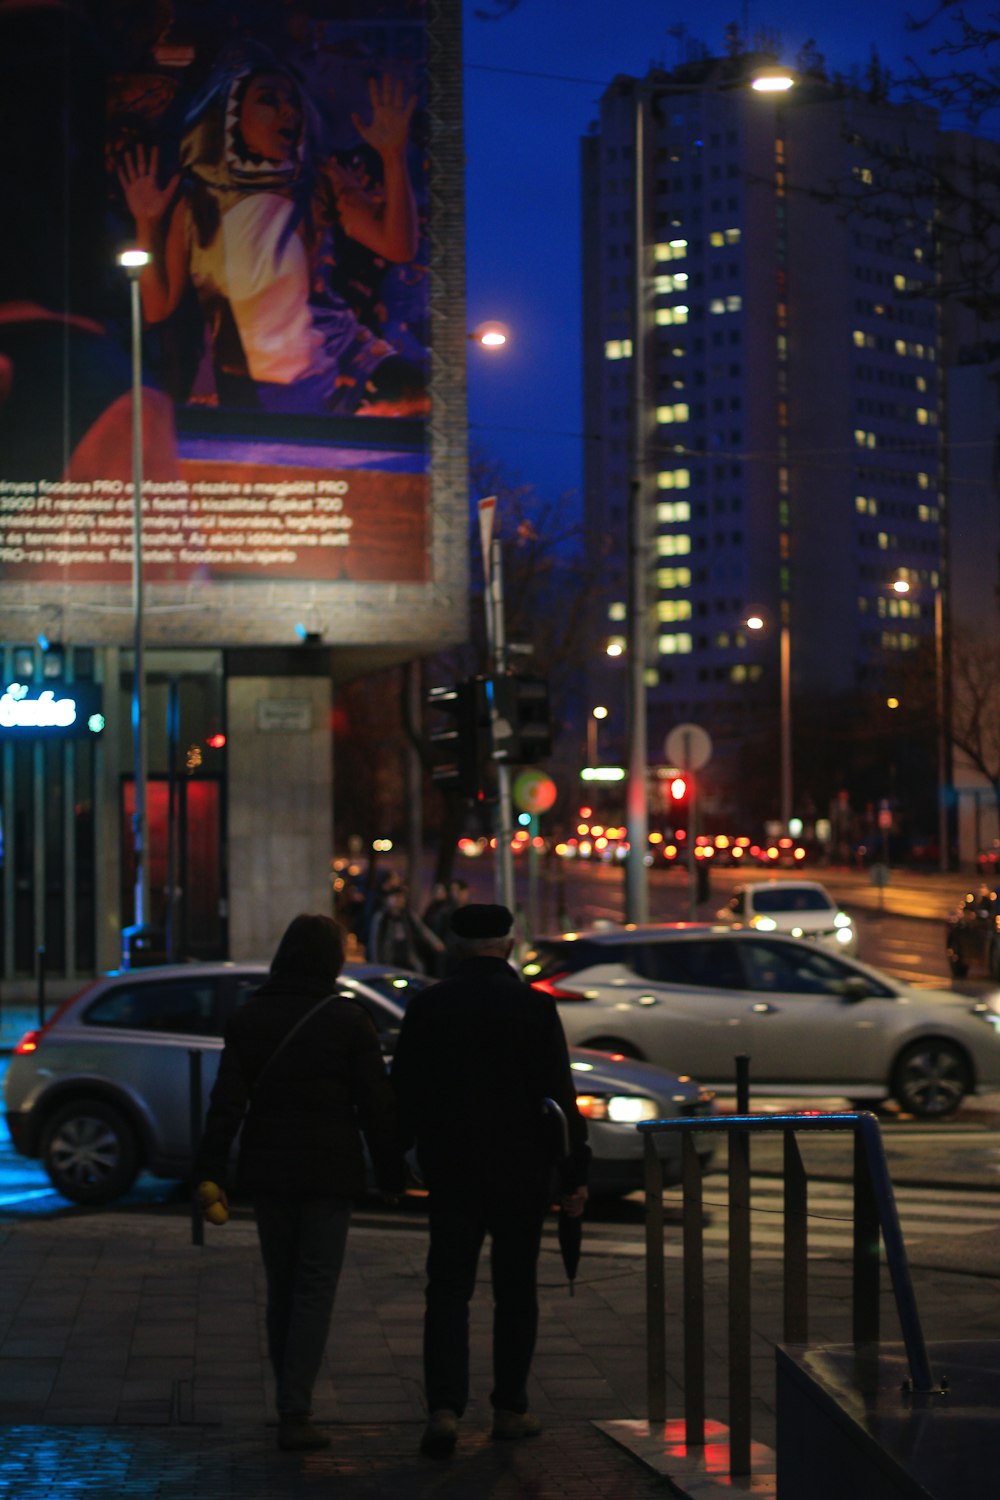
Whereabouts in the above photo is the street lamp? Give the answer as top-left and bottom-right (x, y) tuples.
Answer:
(891, 575), (949, 872)
(587, 705), (608, 767)
(117, 246), (151, 957)
(469, 321), (509, 350)
(746, 611), (792, 830)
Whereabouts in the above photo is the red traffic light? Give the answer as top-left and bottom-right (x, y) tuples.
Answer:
(669, 776), (688, 801)
(206, 732), (227, 750)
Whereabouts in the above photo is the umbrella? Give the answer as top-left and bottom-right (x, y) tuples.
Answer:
(557, 1206), (583, 1296)
(544, 1097), (584, 1294)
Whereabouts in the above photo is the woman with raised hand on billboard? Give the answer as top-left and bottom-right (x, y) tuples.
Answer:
(117, 43), (427, 416)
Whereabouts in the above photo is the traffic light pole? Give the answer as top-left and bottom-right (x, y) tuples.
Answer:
(486, 538), (516, 913)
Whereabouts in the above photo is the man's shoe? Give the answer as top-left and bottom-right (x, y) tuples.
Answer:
(491, 1409), (542, 1440)
(420, 1408), (459, 1458)
(277, 1415), (331, 1451)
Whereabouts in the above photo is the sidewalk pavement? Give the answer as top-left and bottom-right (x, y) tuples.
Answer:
(0, 1199), (998, 1498)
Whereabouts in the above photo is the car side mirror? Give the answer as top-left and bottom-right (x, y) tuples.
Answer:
(837, 975), (871, 1003)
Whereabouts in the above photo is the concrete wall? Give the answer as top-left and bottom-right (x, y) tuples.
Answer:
(226, 676), (333, 961)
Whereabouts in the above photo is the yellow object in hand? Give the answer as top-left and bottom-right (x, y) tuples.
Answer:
(204, 1200), (229, 1226)
(197, 1180), (222, 1205)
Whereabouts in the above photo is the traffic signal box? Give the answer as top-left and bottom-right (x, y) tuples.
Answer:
(427, 674), (552, 801)
(427, 678), (492, 801)
(491, 674), (552, 765)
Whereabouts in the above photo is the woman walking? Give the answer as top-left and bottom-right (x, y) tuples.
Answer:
(195, 913), (404, 1450)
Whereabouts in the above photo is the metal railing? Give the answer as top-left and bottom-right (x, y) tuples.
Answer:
(639, 1110), (937, 1478)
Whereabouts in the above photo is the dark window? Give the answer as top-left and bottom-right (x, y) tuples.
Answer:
(640, 938), (744, 988)
(735, 940), (890, 997)
(84, 978), (224, 1036)
(751, 887), (833, 914)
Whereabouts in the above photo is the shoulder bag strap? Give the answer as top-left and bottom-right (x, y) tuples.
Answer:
(251, 993), (335, 1095)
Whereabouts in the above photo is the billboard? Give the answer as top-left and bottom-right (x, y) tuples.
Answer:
(0, 0), (466, 651)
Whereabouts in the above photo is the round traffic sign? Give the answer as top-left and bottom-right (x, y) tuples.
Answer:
(664, 722), (712, 772)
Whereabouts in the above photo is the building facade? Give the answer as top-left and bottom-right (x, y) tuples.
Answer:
(582, 55), (953, 844)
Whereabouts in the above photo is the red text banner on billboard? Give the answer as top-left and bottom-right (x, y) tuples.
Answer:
(0, 0), (464, 646)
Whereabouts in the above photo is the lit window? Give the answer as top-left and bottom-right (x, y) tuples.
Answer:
(877, 532), (889, 549)
(715, 631), (730, 648)
(726, 295), (742, 311)
(608, 601), (626, 621)
(604, 339), (633, 360)
(655, 305), (689, 326)
(725, 228), (741, 243)
(730, 664), (747, 682)
(853, 330), (866, 347)
(655, 273), (688, 293)
(657, 567), (692, 589)
(658, 633), (693, 654)
(657, 468), (690, 489)
(917, 504), (930, 522)
(916, 407), (929, 425)
(654, 239), (688, 261)
(656, 534), (691, 557)
(657, 500), (691, 523)
(917, 472), (929, 489)
(895, 338), (907, 355)
(657, 599), (692, 622)
(710, 298), (726, 315)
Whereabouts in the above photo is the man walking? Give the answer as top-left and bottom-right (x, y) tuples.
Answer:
(391, 903), (589, 1458)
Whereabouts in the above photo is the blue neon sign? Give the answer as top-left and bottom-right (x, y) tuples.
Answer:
(0, 682), (104, 737)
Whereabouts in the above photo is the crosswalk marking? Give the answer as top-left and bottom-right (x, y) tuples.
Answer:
(565, 1178), (1000, 1262)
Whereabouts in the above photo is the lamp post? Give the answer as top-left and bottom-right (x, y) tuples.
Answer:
(623, 60), (795, 923)
(587, 705), (608, 768)
(891, 576), (949, 873)
(746, 612), (792, 829)
(117, 248), (151, 951)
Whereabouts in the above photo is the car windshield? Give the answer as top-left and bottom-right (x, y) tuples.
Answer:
(751, 887), (832, 914)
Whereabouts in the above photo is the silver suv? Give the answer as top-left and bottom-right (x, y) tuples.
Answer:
(4, 960), (715, 1205)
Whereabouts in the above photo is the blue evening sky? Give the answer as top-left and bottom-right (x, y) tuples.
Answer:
(462, 0), (968, 504)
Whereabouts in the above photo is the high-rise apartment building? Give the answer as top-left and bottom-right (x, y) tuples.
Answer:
(582, 54), (950, 833)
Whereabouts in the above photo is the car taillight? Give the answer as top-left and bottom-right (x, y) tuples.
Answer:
(530, 973), (586, 1001)
(12, 994), (76, 1055)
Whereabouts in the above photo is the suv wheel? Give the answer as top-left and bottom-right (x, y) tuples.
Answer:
(890, 1040), (971, 1119)
(41, 1099), (140, 1205)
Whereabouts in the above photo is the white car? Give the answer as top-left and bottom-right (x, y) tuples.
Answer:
(717, 880), (857, 956)
(522, 926), (1000, 1118)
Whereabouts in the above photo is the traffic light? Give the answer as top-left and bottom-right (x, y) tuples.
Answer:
(426, 678), (492, 801)
(668, 774), (689, 802)
(490, 674), (552, 765)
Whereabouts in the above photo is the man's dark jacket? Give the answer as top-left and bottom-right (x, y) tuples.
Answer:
(195, 975), (404, 1199)
(390, 954), (589, 1193)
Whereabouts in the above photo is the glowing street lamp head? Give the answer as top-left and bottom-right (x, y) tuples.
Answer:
(745, 614), (764, 631)
(750, 65), (795, 93)
(892, 578), (910, 594)
(117, 248), (151, 272)
(592, 705), (608, 720)
(470, 320), (509, 350)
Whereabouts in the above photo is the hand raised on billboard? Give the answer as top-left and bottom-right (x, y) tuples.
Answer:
(117, 144), (180, 227)
(351, 73), (416, 159)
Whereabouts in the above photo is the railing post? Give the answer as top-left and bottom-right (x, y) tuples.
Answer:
(728, 1119), (752, 1476)
(852, 1121), (880, 1346)
(644, 1133), (666, 1427)
(783, 1129), (808, 1344)
(682, 1132), (705, 1447)
(189, 1049), (204, 1248)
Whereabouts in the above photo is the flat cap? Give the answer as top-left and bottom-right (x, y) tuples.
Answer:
(449, 903), (513, 940)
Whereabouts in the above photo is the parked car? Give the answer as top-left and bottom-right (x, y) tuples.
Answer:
(945, 887), (1000, 979)
(521, 925), (1000, 1118)
(715, 879), (857, 956)
(4, 961), (715, 1206)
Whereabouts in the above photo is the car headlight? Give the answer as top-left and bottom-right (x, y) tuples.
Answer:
(574, 1093), (660, 1123)
(835, 927), (854, 945)
(752, 916), (777, 931)
(834, 912), (852, 929)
